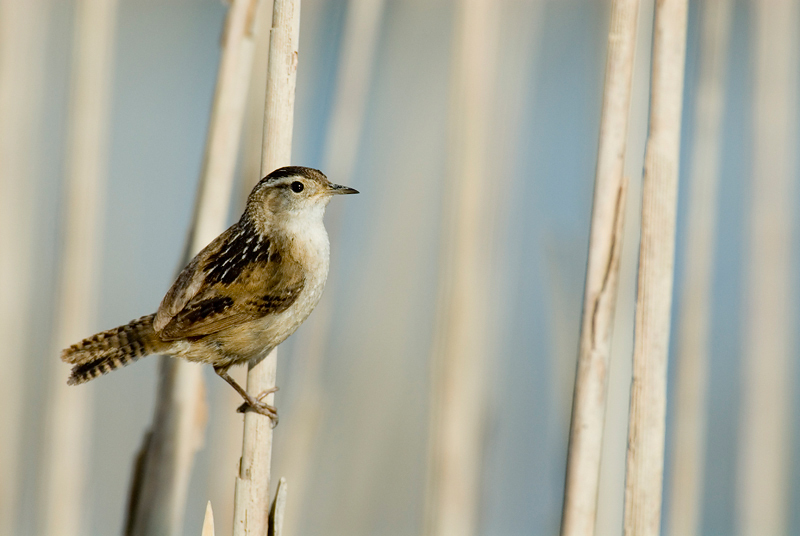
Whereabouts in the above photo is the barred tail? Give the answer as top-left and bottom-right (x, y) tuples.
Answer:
(61, 314), (168, 385)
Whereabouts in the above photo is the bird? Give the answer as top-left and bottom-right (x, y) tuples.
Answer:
(61, 166), (358, 424)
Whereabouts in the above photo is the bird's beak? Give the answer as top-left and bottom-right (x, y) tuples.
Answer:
(329, 183), (359, 195)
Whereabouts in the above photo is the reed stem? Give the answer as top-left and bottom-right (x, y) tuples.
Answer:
(622, 1), (688, 534)
(560, 1), (639, 534)
(232, 1), (300, 534)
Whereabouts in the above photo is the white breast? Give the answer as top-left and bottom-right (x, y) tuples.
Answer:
(265, 206), (331, 346)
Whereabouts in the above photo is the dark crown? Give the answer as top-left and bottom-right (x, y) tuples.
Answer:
(259, 166), (327, 185)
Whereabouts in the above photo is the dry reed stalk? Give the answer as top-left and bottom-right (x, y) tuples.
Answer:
(202, 502), (216, 536)
(125, 1), (264, 534)
(268, 478), (288, 536)
(232, 1), (300, 534)
(559, 1), (639, 534)
(41, 0), (118, 534)
(738, 1), (798, 534)
(0, 1), (49, 534)
(595, 1), (654, 532)
(275, 1), (384, 532)
(622, 0), (688, 534)
(666, 2), (732, 535)
(423, 0), (498, 534)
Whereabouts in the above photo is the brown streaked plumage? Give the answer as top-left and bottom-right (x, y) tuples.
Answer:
(61, 166), (358, 424)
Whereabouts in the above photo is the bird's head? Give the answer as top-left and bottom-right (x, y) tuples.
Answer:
(246, 166), (358, 225)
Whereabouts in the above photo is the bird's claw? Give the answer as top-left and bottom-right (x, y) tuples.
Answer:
(237, 387), (279, 427)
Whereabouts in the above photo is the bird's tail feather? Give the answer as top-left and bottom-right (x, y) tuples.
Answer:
(62, 314), (167, 385)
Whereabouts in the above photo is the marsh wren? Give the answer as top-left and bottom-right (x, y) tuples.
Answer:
(61, 166), (357, 423)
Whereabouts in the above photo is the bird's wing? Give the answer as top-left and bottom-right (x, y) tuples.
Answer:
(154, 222), (305, 340)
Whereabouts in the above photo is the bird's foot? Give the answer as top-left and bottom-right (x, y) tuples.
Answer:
(237, 386), (279, 427)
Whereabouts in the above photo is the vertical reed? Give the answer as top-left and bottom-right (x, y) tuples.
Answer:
(667, 2), (733, 535)
(738, 1), (798, 534)
(126, 1), (264, 534)
(560, 1), (639, 534)
(0, 1), (49, 534)
(202, 502), (215, 536)
(42, 1), (118, 535)
(232, 1), (300, 534)
(595, 1), (654, 532)
(424, 0), (498, 534)
(622, 1), (688, 534)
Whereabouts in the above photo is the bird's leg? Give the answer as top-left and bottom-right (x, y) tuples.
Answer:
(214, 366), (279, 427)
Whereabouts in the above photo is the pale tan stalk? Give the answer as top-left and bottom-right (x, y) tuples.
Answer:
(275, 1), (384, 532)
(559, 1), (639, 534)
(41, 1), (118, 535)
(268, 478), (288, 536)
(202, 502), (215, 536)
(126, 1), (264, 534)
(738, 1), (798, 534)
(232, 1), (300, 534)
(622, 1), (688, 534)
(595, 1), (654, 533)
(0, 1), (49, 534)
(667, 2), (732, 535)
(423, 0), (499, 534)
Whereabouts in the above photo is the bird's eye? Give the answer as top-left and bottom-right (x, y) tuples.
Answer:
(290, 181), (304, 193)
